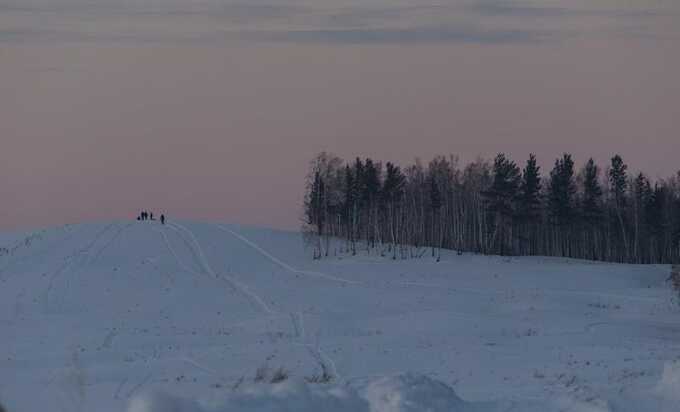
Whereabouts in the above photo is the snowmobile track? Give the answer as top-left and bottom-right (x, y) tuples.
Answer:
(43, 223), (116, 313)
(167, 222), (275, 315)
(216, 225), (360, 285)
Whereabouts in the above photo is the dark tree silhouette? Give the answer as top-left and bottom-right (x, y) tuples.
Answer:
(579, 158), (604, 260)
(517, 154), (542, 254)
(485, 153), (521, 256)
(609, 155), (629, 260)
(302, 152), (680, 264)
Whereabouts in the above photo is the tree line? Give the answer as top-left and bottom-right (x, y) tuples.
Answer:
(303, 152), (680, 264)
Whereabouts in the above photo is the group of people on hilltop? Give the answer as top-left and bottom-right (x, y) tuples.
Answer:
(137, 210), (165, 225)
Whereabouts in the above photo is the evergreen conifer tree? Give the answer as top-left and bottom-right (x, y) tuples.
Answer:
(581, 158), (603, 224)
(548, 154), (576, 226)
(609, 155), (628, 208)
(486, 153), (521, 255)
(548, 154), (576, 255)
(609, 155), (630, 259)
(518, 154), (542, 221)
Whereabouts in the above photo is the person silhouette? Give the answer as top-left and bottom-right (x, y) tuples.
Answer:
(160, 214), (165, 225)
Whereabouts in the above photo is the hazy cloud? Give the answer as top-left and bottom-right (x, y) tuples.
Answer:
(0, 0), (677, 45)
(469, 0), (670, 16)
(469, 0), (573, 18)
(242, 26), (553, 45)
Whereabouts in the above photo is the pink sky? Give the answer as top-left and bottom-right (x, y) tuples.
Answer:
(1, 0), (679, 231)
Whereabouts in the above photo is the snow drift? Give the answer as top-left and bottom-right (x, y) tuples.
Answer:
(127, 364), (680, 412)
(128, 379), (369, 412)
(604, 361), (680, 412)
(127, 374), (476, 412)
(362, 374), (467, 412)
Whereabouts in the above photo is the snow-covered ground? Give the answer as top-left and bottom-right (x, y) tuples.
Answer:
(1, 220), (679, 411)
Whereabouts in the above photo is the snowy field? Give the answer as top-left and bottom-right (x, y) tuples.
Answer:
(1, 220), (679, 411)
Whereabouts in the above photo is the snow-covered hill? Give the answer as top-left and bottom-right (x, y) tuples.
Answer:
(1, 220), (679, 411)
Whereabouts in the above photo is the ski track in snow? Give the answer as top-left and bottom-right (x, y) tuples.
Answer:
(126, 373), (152, 399)
(293, 311), (344, 383)
(177, 356), (220, 377)
(217, 224), (654, 384)
(214, 224), (676, 386)
(90, 222), (132, 265)
(155, 227), (203, 278)
(170, 223), (345, 382)
(158, 222), (301, 373)
(164, 225), (211, 278)
(216, 225), (360, 285)
(217, 225), (651, 307)
(43, 223), (118, 313)
(43, 254), (78, 314)
(31, 224), (126, 404)
(0, 224), (83, 282)
(166, 222), (275, 315)
(113, 377), (128, 400)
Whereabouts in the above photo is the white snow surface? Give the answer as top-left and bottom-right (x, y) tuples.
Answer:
(1, 220), (679, 411)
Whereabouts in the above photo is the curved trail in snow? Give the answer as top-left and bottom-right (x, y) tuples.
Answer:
(292, 311), (343, 382)
(90, 222), (133, 265)
(165, 222), (275, 315)
(43, 223), (118, 313)
(164, 225), (210, 275)
(216, 225), (654, 306)
(165, 222), (345, 382)
(216, 225), (360, 286)
(155, 227), (203, 278)
(214, 224), (352, 382)
(0, 224), (84, 281)
(214, 224), (673, 381)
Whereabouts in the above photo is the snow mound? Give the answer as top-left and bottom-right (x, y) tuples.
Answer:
(614, 361), (680, 412)
(127, 374), (488, 412)
(591, 361), (680, 412)
(127, 366), (680, 412)
(128, 379), (370, 412)
(362, 373), (466, 412)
